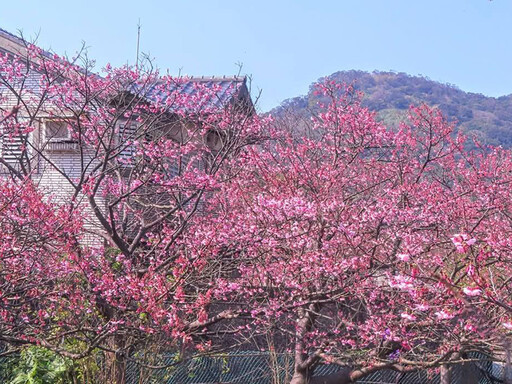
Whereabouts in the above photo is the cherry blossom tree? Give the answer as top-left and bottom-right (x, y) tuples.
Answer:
(192, 82), (506, 384)
(0, 43), (264, 383)
(0, 40), (510, 384)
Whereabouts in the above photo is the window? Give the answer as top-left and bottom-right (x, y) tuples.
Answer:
(1, 133), (25, 164)
(1, 117), (29, 165)
(44, 120), (72, 143)
(205, 130), (223, 151)
(119, 123), (137, 159)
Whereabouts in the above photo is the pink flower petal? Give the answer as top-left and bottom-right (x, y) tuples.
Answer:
(463, 287), (482, 297)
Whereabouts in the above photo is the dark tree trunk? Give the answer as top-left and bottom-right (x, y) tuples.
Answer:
(289, 370), (309, 384)
(506, 338), (512, 384)
(289, 304), (319, 384)
(105, 335), (128, 384)
(440, 364), (452, 384)
(105, 353), (126, 384)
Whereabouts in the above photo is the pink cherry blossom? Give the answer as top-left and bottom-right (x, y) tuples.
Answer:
(435, 311), (454, 320)
(400, 313), (417, 321)
(1, 43), (511, 383)
(503, 322), (512, 330)
(450, 233), (476, 253)
(462, 287), (482, 297)
(415, 304), (430, 311)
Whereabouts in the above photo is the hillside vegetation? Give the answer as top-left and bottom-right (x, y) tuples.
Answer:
(274, 70), (512, 147)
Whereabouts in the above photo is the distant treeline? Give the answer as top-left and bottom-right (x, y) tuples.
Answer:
(274, 70), (512, 148)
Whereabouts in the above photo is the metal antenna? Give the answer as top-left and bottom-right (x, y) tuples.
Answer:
(136, 18), (141, 70)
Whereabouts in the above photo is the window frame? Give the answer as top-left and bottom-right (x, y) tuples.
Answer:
(43, 118), (74, 144)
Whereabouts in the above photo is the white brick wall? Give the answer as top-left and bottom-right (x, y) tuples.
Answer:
(0, 42), (107, 246)
(33, 141), (106, 247)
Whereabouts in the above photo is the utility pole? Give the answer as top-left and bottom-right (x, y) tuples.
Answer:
(136, 18), (141, 71)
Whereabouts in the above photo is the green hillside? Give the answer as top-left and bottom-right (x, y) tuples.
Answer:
(273, 70), (512, 147)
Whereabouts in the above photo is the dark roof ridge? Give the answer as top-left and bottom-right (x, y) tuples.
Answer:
(0, 26), (254, 112)
(0, 27), (55, 60)
(0, 28), (247, 85)
(0, 27), (26, 45)
(182, 75), (246, 83)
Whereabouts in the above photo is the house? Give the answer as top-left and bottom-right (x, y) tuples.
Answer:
(0, 27), (254, 245)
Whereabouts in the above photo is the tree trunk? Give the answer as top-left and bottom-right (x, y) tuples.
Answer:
(506, 338), (512, 384)
(289, 370), (354, 384)
(105, 335), (127, 384)
(105, 352), (126, 384)
(290, 304), (319, 384)
(440, 364), (451, 384)
(289, 370), (309, 384)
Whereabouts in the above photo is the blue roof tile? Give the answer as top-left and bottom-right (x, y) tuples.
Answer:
(138, 76), (249, 111)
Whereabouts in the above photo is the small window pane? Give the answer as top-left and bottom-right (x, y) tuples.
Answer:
(46, 121), (68, 140)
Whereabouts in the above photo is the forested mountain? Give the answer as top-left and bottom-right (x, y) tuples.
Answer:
(273, 70), (512, 147)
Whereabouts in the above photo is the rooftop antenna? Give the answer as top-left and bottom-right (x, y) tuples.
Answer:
(136, 18), (141, 70)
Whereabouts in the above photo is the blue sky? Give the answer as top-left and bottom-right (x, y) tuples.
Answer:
(0, 0), (509, 111)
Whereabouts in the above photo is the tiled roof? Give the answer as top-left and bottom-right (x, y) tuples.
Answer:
(0, 27), (25, 46)
(0, 27), (253, 112)
(135, 76), (251, 111)
(0, 27), (54, 59)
